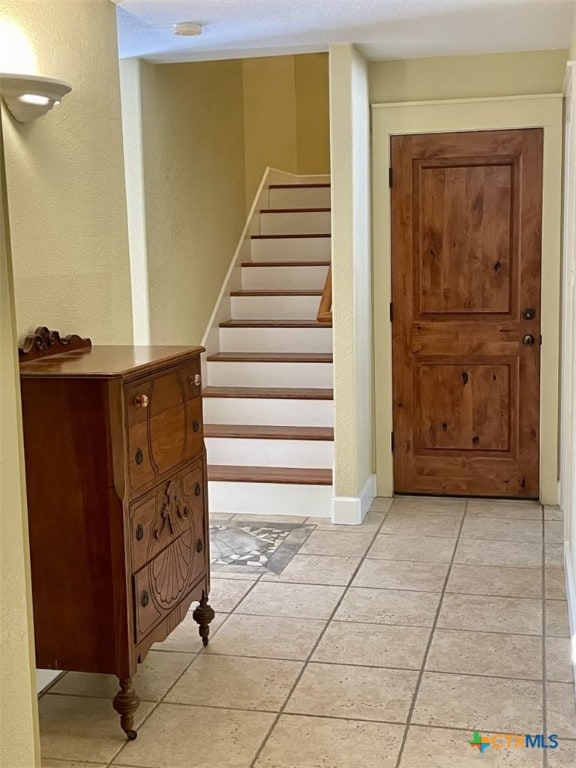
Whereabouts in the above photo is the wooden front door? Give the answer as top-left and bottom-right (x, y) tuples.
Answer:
(391, 129), (543, 498)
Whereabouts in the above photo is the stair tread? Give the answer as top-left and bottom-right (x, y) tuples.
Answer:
(269, 183), (330, 189)
(205, 425), (334, 441)
(252, 233), (330, 240)
(207, 352), (333, 363)
(220, 319), (331, 328)
(261, 208), (331, 214)
(230, 289), (322, 297)
(241, 261), (330, 267)
(202, 387), (333, 400)
(208, 465), (333, 485)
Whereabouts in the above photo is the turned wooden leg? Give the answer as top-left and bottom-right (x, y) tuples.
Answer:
(113, 677), (140, 740)
(192, 591), (215, 646)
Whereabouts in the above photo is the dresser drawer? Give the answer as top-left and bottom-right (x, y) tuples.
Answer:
(130, 462), (205, 573)
(126, 362), (203, 494)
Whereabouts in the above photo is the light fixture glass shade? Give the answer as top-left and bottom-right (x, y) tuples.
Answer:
(0, 73), (72, 122)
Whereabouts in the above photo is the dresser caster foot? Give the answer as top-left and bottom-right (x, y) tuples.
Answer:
(113, 678), (140, 739)
(193, 591), (215, 646)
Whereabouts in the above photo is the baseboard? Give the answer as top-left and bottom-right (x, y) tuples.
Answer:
(331, 473), (376, 525)
(36, 668), (63, 695)
(564, 542), (576, 698)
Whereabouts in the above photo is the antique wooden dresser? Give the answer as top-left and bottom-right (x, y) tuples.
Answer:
(19, 328), (214, 739)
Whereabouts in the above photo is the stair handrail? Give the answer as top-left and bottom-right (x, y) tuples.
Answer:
(317, 265), (332, 324)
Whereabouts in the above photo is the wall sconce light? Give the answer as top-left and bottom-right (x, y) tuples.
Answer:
(0, 73), (72, 123)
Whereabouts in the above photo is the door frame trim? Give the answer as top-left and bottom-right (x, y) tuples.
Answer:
(372, 94), (563, 504)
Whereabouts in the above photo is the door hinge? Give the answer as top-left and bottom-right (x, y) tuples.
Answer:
(540, 334), (543, 346)
(388, 168), (393, 188)
(391, 432), (395, 451)
(389, 302), (394, 322)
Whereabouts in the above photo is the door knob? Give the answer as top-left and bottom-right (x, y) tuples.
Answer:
(522, 334), (535, 346)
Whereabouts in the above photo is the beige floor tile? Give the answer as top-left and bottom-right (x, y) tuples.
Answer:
(285, 662), (418, 723)
(381, 512), (462, 538)
(165, 654), (303, 711)
(455, 539), (542, 568)
(425, 629), (542, 679)
(210, 513), (235, 521)
(437, 593), (542, 635)
(231, 513), (309, 524)
(153, 610), (228, 653)
(369, 497), (394, 513)
(400, 725), (544, 767)
(546, 568), (567, 599)
(545, 506), (563, 521)
(260, 554), (361, 586)
(352, 559), (449, 592)
(391, 497), (466, 515)
(234, 581), (344, 619)
(205, 614), (326, 660)
(39, 695), (155, 763)
(547, 682), (576, 738)
(298, 530), (374, 557)
(335, 587), (441, 627)
(412, 672), (543, 732)
(211, 570), (262, 581)
(461, 517), (542, 543)
(255, 714), (404, 768)
(50, 651), (193, 702)
(208, 578), (256, 611)
(306, 511), (385, 532)
(546, 520), (564, 543)
(546, 600), (571, 637)
(466, 499), (542, 520)
(112, 704), (274, 767)
(367, 534), (456, 563)
(547, 738), (576, 764)
(312, 620), (430, 669)
(546, 543), (565, 567)
(446, 564), (542, 598)
(546, 637), (575, 683)
(43, 762), (108, 768)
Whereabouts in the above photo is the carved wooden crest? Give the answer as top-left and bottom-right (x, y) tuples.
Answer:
(19, 327), (91, 361)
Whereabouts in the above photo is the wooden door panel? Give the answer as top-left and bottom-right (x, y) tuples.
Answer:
(391, 129), (542, 498)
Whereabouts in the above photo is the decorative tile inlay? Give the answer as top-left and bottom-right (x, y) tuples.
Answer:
(210, 520), (313, 574)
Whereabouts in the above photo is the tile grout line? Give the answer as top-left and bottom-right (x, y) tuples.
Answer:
(392, 499), (469, 768)
(246, 504), (393, 767)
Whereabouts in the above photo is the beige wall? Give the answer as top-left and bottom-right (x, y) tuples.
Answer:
(243, 54), (330, 202)
(0, 115), (39, 768)
(139, 59), (247, 345)
(330, 44), (374, 519)
(370, 49), (568, 103)
(1, 0), (133, 344)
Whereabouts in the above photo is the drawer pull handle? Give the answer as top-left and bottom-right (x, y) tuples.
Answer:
(190, 374), (201, 387)
(192, 419), (200, 433)
(135, 448), (144, 465)
(135, 394), (149, 408)
(194, 482), (201, 497)
(196, 539), (203, 553)
(135, 524), (144, 542)
(140, 591), (149, 608)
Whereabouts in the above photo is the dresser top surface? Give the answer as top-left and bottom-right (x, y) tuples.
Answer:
(20, 345), (204, 379)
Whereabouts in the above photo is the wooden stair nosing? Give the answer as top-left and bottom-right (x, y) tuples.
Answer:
(251, 233), (331, 240)
(219, 319), (332, 329)
(268, 183), (330, 190)
(208, 464), (333, 485)
(202, 387), (333, 400)
(206, 352), (333, 363)
(205, 425), (334, 441)
(260, 207), (331, 214)
(241, 261), (331, 268)
(230, 289), (322, 297)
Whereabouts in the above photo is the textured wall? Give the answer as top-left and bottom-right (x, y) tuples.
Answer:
(294, 54), (330, 176)
(1, 0), (133, 345)
(139, 59), (246, 345)
(370, 49), (568, 103)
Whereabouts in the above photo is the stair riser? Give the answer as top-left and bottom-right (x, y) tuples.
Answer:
(206, 362), (333, 388)
(268, 187), (331, 209)
(231, 295), (320, 320)
(203, 397), (334, 427)
(206, 438), (333, 469)
(208, 480), (332, 517)
(260, 210), (331, 235)
(242, 265), (329, 291)
(220, 327), (332, 353)
(251, 237), (331, 263)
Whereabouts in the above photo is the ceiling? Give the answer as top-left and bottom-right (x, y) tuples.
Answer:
(114, 0), (576, 63)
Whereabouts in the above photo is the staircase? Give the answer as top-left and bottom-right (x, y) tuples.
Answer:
(203, 180), (334, 517)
